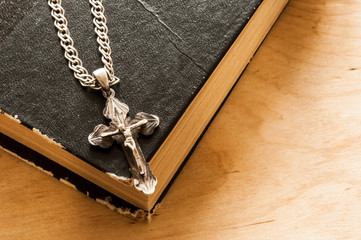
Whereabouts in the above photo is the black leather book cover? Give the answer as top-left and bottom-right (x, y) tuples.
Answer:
(0, 0), (262, 212)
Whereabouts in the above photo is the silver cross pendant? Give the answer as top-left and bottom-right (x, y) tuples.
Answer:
(88, 69), (159, 194)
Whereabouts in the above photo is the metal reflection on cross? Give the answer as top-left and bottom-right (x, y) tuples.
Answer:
(88, 72), (159, 194)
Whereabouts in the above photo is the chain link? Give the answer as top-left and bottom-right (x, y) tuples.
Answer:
(48, 0), (119, 90)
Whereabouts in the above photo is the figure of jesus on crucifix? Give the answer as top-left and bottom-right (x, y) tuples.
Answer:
(88, 88), (159, 194)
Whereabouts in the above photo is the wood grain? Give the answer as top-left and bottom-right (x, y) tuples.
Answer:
(1, 0), (361, 239)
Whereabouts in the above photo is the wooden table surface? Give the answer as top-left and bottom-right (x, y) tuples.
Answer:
(2, 0), (361, 239)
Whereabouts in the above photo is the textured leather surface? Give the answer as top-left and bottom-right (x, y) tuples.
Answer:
(0, 0), (262, 178)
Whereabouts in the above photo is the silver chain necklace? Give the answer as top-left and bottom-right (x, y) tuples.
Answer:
(48, 0), (159, 194)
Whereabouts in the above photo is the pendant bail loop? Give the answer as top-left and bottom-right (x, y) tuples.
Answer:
(93, 68), (111, 96)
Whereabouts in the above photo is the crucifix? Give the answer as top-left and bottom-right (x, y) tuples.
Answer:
(48, 0), (160, 195)
(88, 68), (159, 194)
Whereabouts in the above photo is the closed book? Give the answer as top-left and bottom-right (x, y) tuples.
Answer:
(0, 0), (288, 212)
